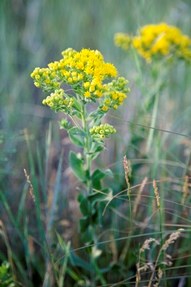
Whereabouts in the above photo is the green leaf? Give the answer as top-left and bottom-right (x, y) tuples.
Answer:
(69, 151), (86, 182)
(69, 251), (93, 272)
(79, 217), (90, 232)
(92, 169), (105, 189)
(93, 145), (104, 153)
(78, 193), (91, 216)
(68, 127), (85, 147)
(88, 109), (105, 124)
(60, 119), (73, 130)
(92, 168), (113, 180)
(72, 98), (82, 118)
(92, 169), (113, 189)
(90, 143), (104, 160)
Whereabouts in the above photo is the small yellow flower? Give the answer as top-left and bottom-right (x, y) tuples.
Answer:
(101, 105), (109, 112)
(90, 123), (116, 139)
(112, 93), (118, 100)
(77, 73), (84, 81)
(67, 77), (73, 84)
(105, 99), (111, 105)
(89, 85), (96, 93)
(71, 71), (77, 77)
(83, 82), (90, 89)
(34, 82), (40, 87)
(84, 91), (91, 98)
(94, 90), (102, 98)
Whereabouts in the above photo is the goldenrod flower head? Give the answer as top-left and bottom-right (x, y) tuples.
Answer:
(31, 48), (129, 118)
(115, 23), (191, 62)
(31, 48), (119, 98)
(90, 123), (116, 139)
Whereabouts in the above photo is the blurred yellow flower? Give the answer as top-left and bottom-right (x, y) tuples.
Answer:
(114, 23), (191, 62)
(114, 33), (131, 51)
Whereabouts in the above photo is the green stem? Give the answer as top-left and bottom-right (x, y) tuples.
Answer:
(119, 182), (132, 262)
(91, 256), (106, 286)
(146, 91), (159, 153)
(128, 183), (132, 224)
(159, 193), (167, 286)
(81, 102), (93, 194)
(81, 102), (106, 285)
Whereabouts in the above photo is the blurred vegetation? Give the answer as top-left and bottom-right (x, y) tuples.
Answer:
(0, 0), (191, 286)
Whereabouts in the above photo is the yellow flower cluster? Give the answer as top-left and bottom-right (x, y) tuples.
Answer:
(101, 77), (129, 112)
(42, 89), (74, 113)
(90, 123), (116, 139)
(114, 33), (131, 51)
(31, 48), (118, 99)
(31, 67), (60, 91)
(114, 23), (191, 62)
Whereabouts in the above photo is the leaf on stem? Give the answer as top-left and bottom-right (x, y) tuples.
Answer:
(69, 151), (86, 182)
(68, 127), (85, 147)
(92, 169), (113, 189)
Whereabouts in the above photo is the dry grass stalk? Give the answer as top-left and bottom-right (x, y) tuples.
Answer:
(140, 238), (160, 253)
(133, 177), (148, 215)
(147, 229), (184, 287)
(123, 155), (131, 188)
(136, 262), (149, 286)
(136, 229), (184, 287)
(161, 228), (184, 251)
(24, 168), (35, 202)
(152, 194), (157, 215)
(136, 238), (159, 286)
(109, 234), (118, 263)
(153, 180), (160, 208)
(181, 175), (189, 205)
